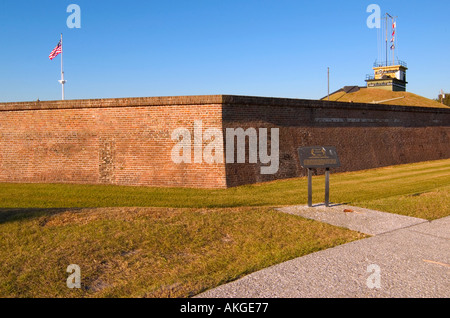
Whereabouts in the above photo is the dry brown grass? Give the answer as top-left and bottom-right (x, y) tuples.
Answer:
(325, 88), (449, 108)
(0, 206), (365, 298)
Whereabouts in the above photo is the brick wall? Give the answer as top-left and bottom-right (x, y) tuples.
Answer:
(221, 96), (450, 187)
(0, 96), (227, 188)
(0, 95), (449, 188)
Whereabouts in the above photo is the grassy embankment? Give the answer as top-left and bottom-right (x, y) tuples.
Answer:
(0, 159), (449, 297)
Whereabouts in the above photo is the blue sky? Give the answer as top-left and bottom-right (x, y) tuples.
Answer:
(0, 0), (449, 102)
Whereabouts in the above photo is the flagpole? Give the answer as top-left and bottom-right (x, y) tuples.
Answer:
(392, 18), (395, 65)
(385, 14), (388, 66)
(58, 33), (66, 100)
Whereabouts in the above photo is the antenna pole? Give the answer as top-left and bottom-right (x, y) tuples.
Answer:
(385, 13), (396, 66)
(327, 67), (330, 101)
(385, 14), (388, 66)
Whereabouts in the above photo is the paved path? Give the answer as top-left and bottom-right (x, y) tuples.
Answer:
(277, 204), (429, 235)
(197, 205), (450, 298)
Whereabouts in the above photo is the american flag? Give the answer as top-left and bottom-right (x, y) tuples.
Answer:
(49, 40), (62, 60)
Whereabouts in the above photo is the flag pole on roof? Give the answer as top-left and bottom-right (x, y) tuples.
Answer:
(49, 33), (66, 100)
(58, 33), (67, 100)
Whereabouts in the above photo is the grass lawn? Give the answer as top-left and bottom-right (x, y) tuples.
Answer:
(0, 159), (449, 297)
(0, 206), (365, 298)
(325, 87), (450, 108)
(357, 185), (450, 220)
(1, 159), (449, 219)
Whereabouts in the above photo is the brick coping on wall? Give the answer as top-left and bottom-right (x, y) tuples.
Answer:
(1, 95), (449, 114)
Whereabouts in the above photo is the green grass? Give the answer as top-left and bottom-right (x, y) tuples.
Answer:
(1, 159), (449, 219)
(357, 185), (450, 220)
(0, 159), (449, 298)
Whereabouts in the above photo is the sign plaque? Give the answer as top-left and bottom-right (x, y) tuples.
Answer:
(298, 146), (340, 207)
(298, 146), (340, 169)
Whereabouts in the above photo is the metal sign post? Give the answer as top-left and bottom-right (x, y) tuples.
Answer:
(324, 167), (330, 207)
(298, 147), (340, 207)
(307, 168), (313, 207)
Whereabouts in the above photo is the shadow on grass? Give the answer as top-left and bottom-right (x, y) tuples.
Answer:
(0, 208), (85, 225)
(309, 202), (350, 208)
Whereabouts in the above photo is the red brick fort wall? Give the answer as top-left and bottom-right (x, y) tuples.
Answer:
(0, 95), (448, 188)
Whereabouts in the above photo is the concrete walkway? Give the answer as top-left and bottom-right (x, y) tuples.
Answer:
(197, 205), (450, 298)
